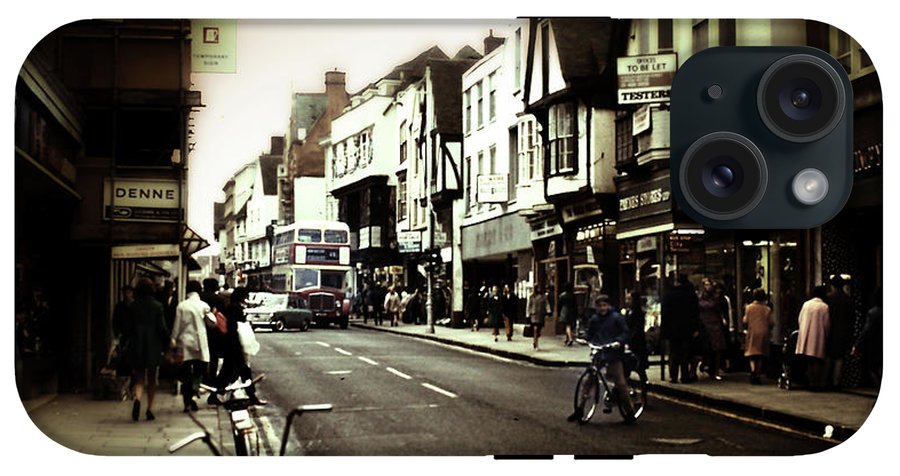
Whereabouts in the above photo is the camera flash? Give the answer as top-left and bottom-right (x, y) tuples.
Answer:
(792, 168), (829, 205)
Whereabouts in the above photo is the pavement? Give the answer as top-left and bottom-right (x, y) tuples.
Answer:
(18, 317), (880, 456)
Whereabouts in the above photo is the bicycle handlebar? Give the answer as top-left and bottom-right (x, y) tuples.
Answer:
(588, 342), (622, 351)
(200, 373), (267, 394)
(279, 403), (334, 456)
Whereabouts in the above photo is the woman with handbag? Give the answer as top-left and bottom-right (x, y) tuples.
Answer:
(209, 286), (265, 406)
(125, 277), (170, 421)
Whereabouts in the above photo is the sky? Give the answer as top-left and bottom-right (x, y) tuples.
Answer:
(188, 19), (520, 254)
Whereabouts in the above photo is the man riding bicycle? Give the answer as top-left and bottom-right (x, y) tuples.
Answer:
(567, 294), (636, 421)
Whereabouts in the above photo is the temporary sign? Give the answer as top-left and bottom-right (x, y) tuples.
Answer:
(617, 53), (677, 104)
(191, 20), (237, 74)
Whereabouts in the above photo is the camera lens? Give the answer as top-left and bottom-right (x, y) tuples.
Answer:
(679, 132), (767, 220)
(791, 89), (811, 109)
(758, 54), (845, 143)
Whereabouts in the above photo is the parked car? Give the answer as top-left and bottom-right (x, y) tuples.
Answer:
(245, 292), (313, 332)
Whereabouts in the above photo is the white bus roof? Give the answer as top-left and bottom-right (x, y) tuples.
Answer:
(275, 220), (350, 233)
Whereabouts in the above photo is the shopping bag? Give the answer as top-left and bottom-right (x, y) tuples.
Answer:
(237, 321), (260, 358)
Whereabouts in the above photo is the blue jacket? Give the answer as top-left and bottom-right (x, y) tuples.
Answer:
(585, 309), (630, 362)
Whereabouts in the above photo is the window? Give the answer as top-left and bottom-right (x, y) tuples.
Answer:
(508, 127), (518, 201)
(718, 19), (735, 47)
(464, 90), (471, 134)
(658, 19), (673, 51)
(476, 81), (484, 128)
(488, 72), (497, 122)
(321, 270), (347, 290)
(547, 102), (576, 174)
(465, 156), (473, 213)
(489, 145), (497, 174)
(324, 230), (348, 244)
(615, 112), (634, 167)
(477, 151), (485, 210)
(692, 19), (709, 54)
(514, 28), (522, 90)
(518, 116), (540, 181)
(298, 229), (321, 243)
(294, 269), (319, 290)
(398, 174), (408, 221)
(830, 28), (874, 79)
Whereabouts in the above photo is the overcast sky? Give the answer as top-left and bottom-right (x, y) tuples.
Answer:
(188, 19), (519, 253)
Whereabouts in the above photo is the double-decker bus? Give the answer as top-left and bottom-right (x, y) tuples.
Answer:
(270, 220), (352, 329)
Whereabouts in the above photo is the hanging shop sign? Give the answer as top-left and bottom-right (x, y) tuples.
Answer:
(191, 20), (237, 73)
(398, 230), (422, 254)
(617, 53), (678, 104)
(111, 243), (180, 259)
(477, 174), (509, 203)
(103, 177), (182, 222)
(632, 104), (651, 135)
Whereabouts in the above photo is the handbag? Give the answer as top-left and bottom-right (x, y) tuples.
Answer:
(237, 321), (260, 359)
(206, 310), (228, 334)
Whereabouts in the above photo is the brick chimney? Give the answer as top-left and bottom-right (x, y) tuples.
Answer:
(484, 30), (504, 55)
(325, 70), (349, 116)
(270, 136), (284, 156)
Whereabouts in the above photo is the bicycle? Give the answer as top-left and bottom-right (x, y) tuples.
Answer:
(168, 374), (266, 456)
(572, 342), (648, 424)
(168, 374), (334, 456)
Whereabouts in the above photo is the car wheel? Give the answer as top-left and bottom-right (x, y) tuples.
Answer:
(273, 319), (285, 332)
(299, 319), (310, 332)
(339, 316), (349, 330)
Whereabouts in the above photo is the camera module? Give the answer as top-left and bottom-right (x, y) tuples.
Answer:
(758, 54), (845, 142)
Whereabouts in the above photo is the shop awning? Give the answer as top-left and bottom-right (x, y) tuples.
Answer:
(181, 224), (211, 257)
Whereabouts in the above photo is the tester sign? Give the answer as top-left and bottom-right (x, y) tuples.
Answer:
(617, 53), (677, 104)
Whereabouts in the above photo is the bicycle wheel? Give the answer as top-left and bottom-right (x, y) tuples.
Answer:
(617, 369), (648, 422)
(573, 369), (600, 423)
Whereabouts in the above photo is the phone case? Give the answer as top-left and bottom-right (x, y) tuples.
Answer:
(14, 17), (882, 458)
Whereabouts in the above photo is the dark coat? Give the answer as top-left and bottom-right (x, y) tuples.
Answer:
(501, 293), (518, 321)
(221, 301), (247, 364)
(661, 285), (700, 342)
(124, 295), (169, 369)
(585, 310), (630, 363)
(558, 291), (577, 324)
(826, 290), (854, 357)
(486, 295), (503, 328)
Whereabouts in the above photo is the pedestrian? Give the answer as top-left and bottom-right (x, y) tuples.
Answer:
(373, 281), (386, 326)
(125, 277), (170, 421)
(170, 280), (210, 412)
(112, 285), (134, 342)
(362, 283), (372, 324)
(852, 287), (882, 389)
(698, 278), (728, 381)
(826, 275), (853, 389)
(527, 285), (549, 350)
(622, 289), (648, 373)
(660, 274), (701, 384)
(487, 285), (503, 342)
(569, 294), (634, 421)
(558, 282), (577, 346)
(199, 278), (225, 385)
(155, 280), (178, 333)
(796, 285), (830, 391)
(742, 288), (774, 385)
(501, 284), (518, 341)
(466, 288), (482, 332)
(384, 286), (402, 327)
(209, 286), (264, 406)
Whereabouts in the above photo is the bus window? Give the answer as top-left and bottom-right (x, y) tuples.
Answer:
(321, 270), (347, 290)
(294, 269), (319, 290)
(324, 230), (349, 244)
(298, 229), (321, 243)
(275, 231), (294, 246)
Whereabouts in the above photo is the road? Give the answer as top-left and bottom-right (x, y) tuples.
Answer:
(245, 326), (835, 457)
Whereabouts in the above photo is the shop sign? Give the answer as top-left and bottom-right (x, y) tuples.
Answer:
(398, 231), (422, 254)
(103, 177), (182, 222)
(617, 53), (678, 104)
(619, 187), (671, 213)
(632, 104), (651, 135)
(668, 232), (698, 254)
(191, 20), (237, 73)
(636, 236), (657, 253)
(111, 243), (179, 259)
(477, 174), (508, 203)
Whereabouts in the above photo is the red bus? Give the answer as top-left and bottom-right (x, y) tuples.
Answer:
(270, 220), (352, 329)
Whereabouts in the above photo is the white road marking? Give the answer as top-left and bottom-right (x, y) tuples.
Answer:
(325, 370), (353, 375)
(334, 347), (353, 356)
(294, 351), (302, 356)
(385, 367), (412, 380)
(421, 383), (458, 399)
(256, 414), (280, 456)
(315, 342), (330, 347)
(358, 356), (379, 366)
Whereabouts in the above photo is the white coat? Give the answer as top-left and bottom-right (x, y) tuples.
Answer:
(171, 292), (211, 362)
(796, 297), (830, 359)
